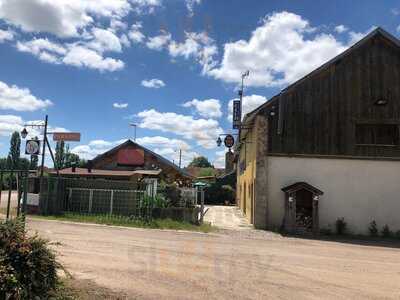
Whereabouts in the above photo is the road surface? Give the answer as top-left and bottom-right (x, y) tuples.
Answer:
(28, 218), (400, 300)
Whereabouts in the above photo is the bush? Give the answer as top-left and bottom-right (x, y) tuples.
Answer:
(369, 220), (378, 236)
(0, 219), (61, 299)
(395, 230), (400, 240)
(381, 224), (392, 238)
(205, 183), (235, 205)
(335, 217), (347, 235)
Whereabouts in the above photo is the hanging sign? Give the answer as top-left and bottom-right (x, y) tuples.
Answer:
(224, 134), (235, 148)
(25, 140), (40, 155)
(53, 132), (81, 142)
(232, 100), (241, 129)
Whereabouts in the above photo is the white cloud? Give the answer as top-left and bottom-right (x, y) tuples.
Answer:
(141, 78), (165, 88)
(0, 28), (13, 42)
(208, 11), (348, 87)
(0, 80), (53, 111)
(87, 27), (122, 53)
(62, 45), (124, 72)
(213, 149), (226, 169)
(137, 109), (223, 149)
(113, 102), (128, 109)
(0, 0), (156, 38)
(397, 25), (400, 33)
(168, 31), (218, 74)
(0, 114), (23, 136)
(185, 0), (201, 17)
(334, 25), (348, 34)
(128, 22), (145, 43)
(146, 31), (171, 50)
(391, 8), (400, 16)
(183, 98), (222, 119)
(227, 94), (267, 121)
(16, 38), (125, 72)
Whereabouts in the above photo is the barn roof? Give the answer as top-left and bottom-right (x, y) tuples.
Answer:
(242, 27), (400, 126)
(91, 139), (193, 178)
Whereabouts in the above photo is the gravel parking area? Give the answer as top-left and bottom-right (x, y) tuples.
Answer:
(28, 218), (400, 300)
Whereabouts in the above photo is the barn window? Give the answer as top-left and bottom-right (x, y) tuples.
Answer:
(355, 124), (399, 146)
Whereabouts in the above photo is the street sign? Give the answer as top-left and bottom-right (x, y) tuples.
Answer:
(25, 140), (40, 155)
(224, 134), (235, 148)
(232, 100), (241, 129)
(53, 132), (81, 142)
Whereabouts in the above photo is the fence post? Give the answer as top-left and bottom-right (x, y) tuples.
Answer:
(88, 189), (93, 213)
(6, 172), (12, 220)
(200, 188), (205, 224)
(0, 170), (3, 207)
(110, 190), (114, 215)
(22, 174), (28, 226)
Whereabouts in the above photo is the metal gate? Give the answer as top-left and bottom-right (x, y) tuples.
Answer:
(0, 169), (32, 223)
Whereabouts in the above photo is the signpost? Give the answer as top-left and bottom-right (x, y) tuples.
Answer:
(224, 134), (235, 149)
(232, 100), (241, 129)
(53, 132), (81, 142)
(25, 140), (40, 155)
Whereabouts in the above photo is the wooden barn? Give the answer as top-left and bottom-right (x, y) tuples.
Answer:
(237, 28), (400, 235)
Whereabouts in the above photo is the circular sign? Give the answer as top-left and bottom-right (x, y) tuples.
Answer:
(25, 140), (40, 155)
(224, 134), (235, 148)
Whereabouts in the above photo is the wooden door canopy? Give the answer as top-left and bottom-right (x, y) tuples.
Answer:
(282, 182), (323, 196)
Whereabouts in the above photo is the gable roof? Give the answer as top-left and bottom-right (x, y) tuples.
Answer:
(242, 27), (400, 125)
(91, 139), (193, 178)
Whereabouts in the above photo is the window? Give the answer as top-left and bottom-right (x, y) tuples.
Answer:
(355, 124), (399, 146)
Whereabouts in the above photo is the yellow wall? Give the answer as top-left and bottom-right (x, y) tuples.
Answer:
(237, 129), (257, 223)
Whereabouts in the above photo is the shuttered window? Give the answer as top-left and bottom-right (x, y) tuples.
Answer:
(355, 124), (399, 146)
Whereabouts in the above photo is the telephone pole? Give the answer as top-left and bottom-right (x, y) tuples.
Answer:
(178, 149), (182, 168)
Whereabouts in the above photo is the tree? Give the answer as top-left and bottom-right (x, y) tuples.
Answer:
(188, 156), (213, 168)
(19, 158), (30, 170)
(8, 131), (21, 170)
(64, 144), (86, 168)
(55, 141), (66, 169)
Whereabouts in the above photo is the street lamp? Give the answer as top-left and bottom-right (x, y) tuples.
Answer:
(216, 136), (222, 147)
(20, 128), (28, 139)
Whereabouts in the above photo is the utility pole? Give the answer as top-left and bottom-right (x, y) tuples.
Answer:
(40, 115), (48, 179)
(178, 149), (182, 168)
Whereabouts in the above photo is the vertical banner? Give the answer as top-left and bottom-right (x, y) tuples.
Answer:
(232, 100), (241, 129)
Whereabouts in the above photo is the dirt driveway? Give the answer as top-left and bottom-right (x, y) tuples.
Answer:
(27, 218), (400, 299)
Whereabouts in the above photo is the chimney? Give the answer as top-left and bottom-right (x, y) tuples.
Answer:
(71, 163), (76, 173)
(87, 160), (93, 173)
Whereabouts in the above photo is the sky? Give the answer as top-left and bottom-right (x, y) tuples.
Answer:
(0, 0), (400, 168)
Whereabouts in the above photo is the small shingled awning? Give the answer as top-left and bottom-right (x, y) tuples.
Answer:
(281, 182), (324, 196)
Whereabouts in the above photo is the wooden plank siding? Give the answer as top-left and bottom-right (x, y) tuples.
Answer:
(263, 33), (400, 158)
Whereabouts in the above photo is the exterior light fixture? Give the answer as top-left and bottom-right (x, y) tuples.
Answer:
(216, 137), (222, 147)
(313, 195), (319, 201)
(374, 99), (388, 106)
(288, 197), (294, 203)
(21, 128), (28, 139)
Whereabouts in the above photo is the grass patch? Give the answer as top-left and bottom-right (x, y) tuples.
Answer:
(32, 212), (215, 233)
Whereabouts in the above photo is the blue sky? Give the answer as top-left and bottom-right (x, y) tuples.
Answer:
(0, 0), (400, 167)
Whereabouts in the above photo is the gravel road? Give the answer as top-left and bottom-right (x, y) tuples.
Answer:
(28, 218), (400, 300)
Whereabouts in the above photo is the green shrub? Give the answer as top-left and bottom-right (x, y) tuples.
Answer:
(335, 217), (347, 235)
(205, 183), (235, 205)
(381, 224), (392, 238)
(395, 230), (400, 240)
(369, 220), (378, 236)
(0, 219), (61, 299)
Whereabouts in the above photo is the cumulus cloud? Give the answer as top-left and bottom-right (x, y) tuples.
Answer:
(0, 80), (53, 111)
(128, 22), (145, 43)
(137, 109), (223, 148)
(0, 28), (13, 42)
(168, 31), (218, 74)
(17, 38), (125, 72)
(146, 31), (171, 50)
(113, 102), (128, 109)
(0, 0), (160, 38)
(213, 149), (226, 169)
(0, 114), (23, 136)
(348, 26), (376, 45)
(227, 94), (267, 121)
(334, 25), (348, 34)
(141, 78), (165, 88)
(208, 11), (348, 87)
(183, 99), (222, 119)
